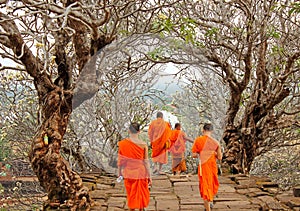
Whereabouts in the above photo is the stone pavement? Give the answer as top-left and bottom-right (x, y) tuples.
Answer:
(82, 173), (300, 211)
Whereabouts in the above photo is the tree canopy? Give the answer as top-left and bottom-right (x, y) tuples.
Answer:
(0, 0), (299, 209)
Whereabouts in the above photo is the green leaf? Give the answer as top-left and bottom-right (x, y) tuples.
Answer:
(288, 3), (300, 15)
(147, 47), (165, 61)
(274, 66), (280, 73)
(267, 29), (281, 39)
(205, 27), (219, 37)
(271, 46), (284, 55)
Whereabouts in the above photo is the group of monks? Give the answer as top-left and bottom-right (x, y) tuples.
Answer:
(118, 111), (222, 211)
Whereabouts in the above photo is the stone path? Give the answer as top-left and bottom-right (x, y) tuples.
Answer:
(82, 173), (300, 211)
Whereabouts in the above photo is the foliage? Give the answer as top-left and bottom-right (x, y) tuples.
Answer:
(0, 0), (299, 207)
(251, 145), (300, 189)
(172, 68), (228, 141)
(0, 71), (38, 163)
(147, 0), (300, 173)
(64, 36), (169, 172)
(0, 183), (4, 196)
(0, 133), (10, 162)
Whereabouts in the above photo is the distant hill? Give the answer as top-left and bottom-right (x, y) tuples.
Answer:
(153, 74), (183, 96)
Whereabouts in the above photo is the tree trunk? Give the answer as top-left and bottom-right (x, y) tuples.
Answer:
(224, 129), (259, 174)
(223, 103), (265, 174)
(223, 126), (243, 174)
(29, 87), (92, 210)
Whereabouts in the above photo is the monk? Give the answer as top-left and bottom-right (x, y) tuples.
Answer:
(118, 122), (152, 211)
(169, 123), (193, 175)
(192, 123), (222, 211)
(148, 111), (171, 174)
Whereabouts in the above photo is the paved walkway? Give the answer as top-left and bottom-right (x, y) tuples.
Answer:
(83, 173), (300, 211)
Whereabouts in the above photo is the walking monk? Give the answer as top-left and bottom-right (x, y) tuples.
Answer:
(148, 111), (171, 174)
(192, 123), (222, 211)
(118, 122), (152, 211)
(169, 123), (193, 175)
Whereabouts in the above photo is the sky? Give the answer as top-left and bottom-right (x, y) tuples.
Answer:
(153, 63), (185, 95)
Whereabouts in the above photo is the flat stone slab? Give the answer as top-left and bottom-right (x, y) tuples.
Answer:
(107, 207), (124, 211)
(263, 187), (279, 194)
(237, 179), (257, 187)
(256, 181), (279, 188)
(106, 197), (126, 206)
(287, 198), (300, 208)
(294, 186), (300, 197)
(110, 193), (127, 197)
(218, 177), (236, 184)
(218, 184), (236, 193)
(150, 191), (172, 196)
(247, 191), (271, 197)
(174, 185), (191, 192)
(169, 174), (190, 179)
(170, 177), (189, 184)
(190, 185), (200, 192)
(188, 175), (199, 182)
(96, 183), (114, 190)
(156, 199), (180, 210)
(177, 194), (201, 200)
(256, 195), (289, 210)
(90, 190), (107, 199)
(152, 175), (169, 180)
(214, 196), (248, 202)
(179, 204), (203, 210)
(174, 189), (199, 197)
(179, 197), (203, 205)
(154, 193), (178, 200)
(1, 173), (291, 211)
(173, 181), (199, 186)
(152, 178), (172, 188)
(251, 176), (272, 183)
(214, 200), (253, 209)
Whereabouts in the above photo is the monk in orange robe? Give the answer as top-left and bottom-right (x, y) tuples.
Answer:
(169, 123), (193, 175)
(148, 111), (171, 174)
(192, 123), (222, 211)
(118, 122), (152, 211)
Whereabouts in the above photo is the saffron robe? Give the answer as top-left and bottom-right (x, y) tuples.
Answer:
(192, 135), (219, 201)
(148, 118), (171, 164)
(118, 139), (150, 209)
(169, 129), (187, 172)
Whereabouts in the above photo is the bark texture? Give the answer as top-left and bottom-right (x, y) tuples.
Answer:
(29, 88), (92, 210)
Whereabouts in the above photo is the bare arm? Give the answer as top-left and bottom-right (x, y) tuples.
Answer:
(192, 152), (199, 158)
(118, 165), (122, 177)
(185, 136), (194, 143)
(216, 144), (222, 160)
(144, 145), (152, 185)
(183, 132), (194, 143)
(117, 145), (122, 177)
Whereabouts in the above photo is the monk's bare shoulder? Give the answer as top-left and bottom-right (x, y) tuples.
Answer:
(210, 137), (220, 148)
(138, 142), (148, 150)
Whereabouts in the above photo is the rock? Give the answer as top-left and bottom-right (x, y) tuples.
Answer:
(294, 186), (300, 197)
(170, 177), (189, 185)
(256, 181), (279, 188)
(156, 199), (179, 210)
(237, 179), (257, 188)
(287, 198), (300, 209)
(257, 195), (287, 210)
(82, 181), (96, 191)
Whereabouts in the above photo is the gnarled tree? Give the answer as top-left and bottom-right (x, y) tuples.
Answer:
(0, 0), (180, 209)
(145, 0), (300, 173)
(174, 0), (300, 173)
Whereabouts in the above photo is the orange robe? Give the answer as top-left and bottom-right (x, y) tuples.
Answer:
(148, 118), (171, 164)
(169, 129), (187, 172)
(118, 139), (150, 209)
(192, 135), (219, 201)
